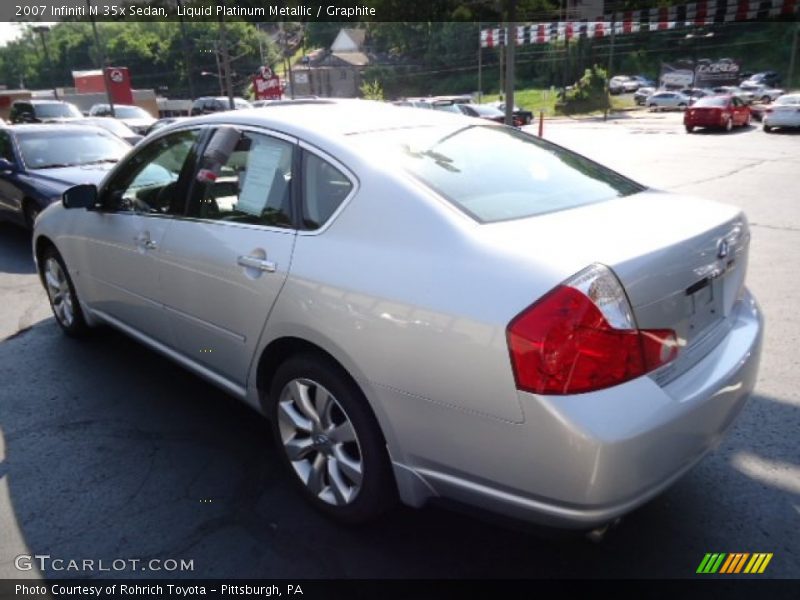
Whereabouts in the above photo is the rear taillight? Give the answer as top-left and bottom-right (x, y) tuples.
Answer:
(506, 264), (678, 395)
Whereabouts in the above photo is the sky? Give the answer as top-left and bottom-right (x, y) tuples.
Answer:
(0, 22), (25, 46)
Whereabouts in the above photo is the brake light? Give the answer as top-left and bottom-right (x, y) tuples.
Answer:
(506, 264), (678, 395)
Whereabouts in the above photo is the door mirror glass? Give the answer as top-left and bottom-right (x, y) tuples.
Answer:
(62, 184), (98, 209)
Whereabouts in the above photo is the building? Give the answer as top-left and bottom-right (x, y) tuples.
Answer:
(290, 28), (369, 98)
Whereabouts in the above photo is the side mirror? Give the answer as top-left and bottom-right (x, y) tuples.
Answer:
(62, 184), (98, 209)
(0, 158), (17, 172)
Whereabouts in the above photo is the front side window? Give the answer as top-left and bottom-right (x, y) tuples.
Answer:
(301, 152), (353, 230)
(188, 131), (294, 228)
(103, 129), (200, 214)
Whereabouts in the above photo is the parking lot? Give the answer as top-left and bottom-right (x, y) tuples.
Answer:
(0, 111), (798, 579)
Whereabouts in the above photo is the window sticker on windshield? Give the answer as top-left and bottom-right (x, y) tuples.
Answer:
(237, 137), (285, 216)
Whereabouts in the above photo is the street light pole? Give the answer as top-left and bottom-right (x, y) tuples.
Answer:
(176, 0), (195, 101)
(218, 17), (235, 109)
(33, 25), (58, 100)
(504, 0), (516, 126)
(86, 0), (115, 116)
(788, 23), (799, 90)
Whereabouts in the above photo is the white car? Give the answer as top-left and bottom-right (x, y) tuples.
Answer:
(739, 83), (784, 103)
(634, 86), (656, 106)
(647, 91), (691, 111)
(763, 93), (800, 132)
(88, 103), (156, 135)
(610, 76), (638, 94)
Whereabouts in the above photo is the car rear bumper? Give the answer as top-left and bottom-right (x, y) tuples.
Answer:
(765, 114), (800, 127)
(391, 291), (762, 529)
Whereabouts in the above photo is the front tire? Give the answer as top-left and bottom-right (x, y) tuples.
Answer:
(763, 123), (773, 133)
(41, 247), (89, 337)
(725, 117), (733, 132)
(269, 354), (396, 523)
(685, 125), (694, 133)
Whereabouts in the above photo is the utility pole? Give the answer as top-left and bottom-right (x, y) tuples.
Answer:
(33, 26), (58, 100)
(788, 23), (799, 90)
(504, 0), (517, 126)
(86, 0), (114, 116)
(219, 18), (235, 109)
(604, 14), (616, 122)
(499, 29), (504, 100)
(176, 0), (195, 100)
(212, 41), (224, 96)
(477, 22), (483, 103)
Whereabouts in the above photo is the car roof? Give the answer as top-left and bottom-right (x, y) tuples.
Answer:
(14, 99), (73, 105)
(162, 99), (473, 150)
(5, 123), (109, 134)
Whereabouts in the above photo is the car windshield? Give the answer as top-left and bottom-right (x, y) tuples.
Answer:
(353, 125), (644, 223)
(34, 103), (82, 119)
(114, 106), (152, 119)
(432, 103), (461, 114)
(693, 97), (728, 107)
(85, 118), (135, 136)
(775, 95), (800, 106)
(17, 129), (130, 169)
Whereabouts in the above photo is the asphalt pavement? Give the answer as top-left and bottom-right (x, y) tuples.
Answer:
(0, 112), (798, 579)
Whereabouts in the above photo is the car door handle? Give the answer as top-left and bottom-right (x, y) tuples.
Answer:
(237, 255), (276, 272)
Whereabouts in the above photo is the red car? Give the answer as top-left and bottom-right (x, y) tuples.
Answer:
(684, 95), (751, 133)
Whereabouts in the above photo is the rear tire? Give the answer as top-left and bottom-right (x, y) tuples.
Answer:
(678, 103), (687, 111)
(725, 117), (733, 132)
(269, 353), (396, 524)
(685, 125), (694, 133)
(40, 246), (89, 337)
(763, 123), (773, 133)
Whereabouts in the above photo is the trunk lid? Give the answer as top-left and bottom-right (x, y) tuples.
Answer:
(482, 190), (750, 383)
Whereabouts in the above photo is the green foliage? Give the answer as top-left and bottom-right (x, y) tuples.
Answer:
(0, 21), (278, 98)
(556, 65), (609, 115)
(359, 79), (385, 100)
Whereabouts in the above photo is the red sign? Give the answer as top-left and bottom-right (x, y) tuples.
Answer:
(104, 67), (134, 105)
(253, 67), (282, 101)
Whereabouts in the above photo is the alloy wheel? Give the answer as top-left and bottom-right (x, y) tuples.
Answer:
(44, 257), (74, 328)
(277, 378), (364, 507)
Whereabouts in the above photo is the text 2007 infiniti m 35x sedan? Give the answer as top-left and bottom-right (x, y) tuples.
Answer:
(33, 100), (762, 529)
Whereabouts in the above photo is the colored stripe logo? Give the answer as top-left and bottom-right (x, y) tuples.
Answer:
(696, 553), (773, 574)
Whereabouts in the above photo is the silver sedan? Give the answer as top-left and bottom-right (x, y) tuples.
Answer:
(32, 100), (762, 529)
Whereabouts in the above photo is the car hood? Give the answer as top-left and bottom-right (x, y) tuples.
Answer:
(30, 163), (115, 188)
(121, 117), (156, 127)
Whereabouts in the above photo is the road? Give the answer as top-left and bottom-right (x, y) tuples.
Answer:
(0, 113), (798, 579)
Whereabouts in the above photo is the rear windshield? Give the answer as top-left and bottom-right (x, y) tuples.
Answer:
(34, 103), (82, 118)
(693, 97), (728, 107)
(353, 125), (644, 223)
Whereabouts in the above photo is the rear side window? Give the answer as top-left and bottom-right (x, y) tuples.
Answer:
(301, 152), (353, 229)
(354, 125), (643, 223)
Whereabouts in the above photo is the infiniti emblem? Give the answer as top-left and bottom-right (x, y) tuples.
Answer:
(717, 239), (730, 259)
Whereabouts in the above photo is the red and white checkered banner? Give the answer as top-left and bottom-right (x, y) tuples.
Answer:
(480, 0), (799, 47)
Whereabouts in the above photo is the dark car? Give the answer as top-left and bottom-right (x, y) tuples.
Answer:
(0, 124), (130, 229)
(456, 103), (506, 124)
(189, 96), (251, 116)
(9, 100), (83, 124)
(486, 101), (532, 125)
(745, 71), (781, 87)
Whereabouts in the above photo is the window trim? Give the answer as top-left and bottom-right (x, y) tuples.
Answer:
(296, 140), (359, 236)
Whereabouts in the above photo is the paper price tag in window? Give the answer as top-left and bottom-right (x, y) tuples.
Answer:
(237, 138), (286, 216)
